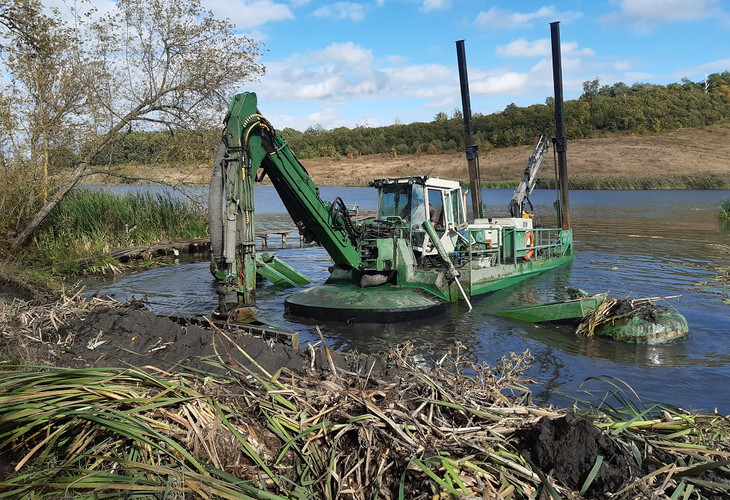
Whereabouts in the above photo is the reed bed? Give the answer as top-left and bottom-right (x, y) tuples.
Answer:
(0, 295), (729, 499)
(33, 188), (208, 266)
(534, 173), (730, 190)
(720, 198), (730, 218)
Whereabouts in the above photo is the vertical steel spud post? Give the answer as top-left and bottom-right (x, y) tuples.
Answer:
(456, 40), (484, 220)
(550, 21), (572, 230)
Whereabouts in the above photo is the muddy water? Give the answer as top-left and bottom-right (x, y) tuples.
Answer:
(83, 187), (730, 413)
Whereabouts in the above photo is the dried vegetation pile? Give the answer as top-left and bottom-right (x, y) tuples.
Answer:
(0, 293), (729, 499)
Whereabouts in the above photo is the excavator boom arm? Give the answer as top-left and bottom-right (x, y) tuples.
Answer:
(508, 134), (549, 218)
(217, 93), (362, 272)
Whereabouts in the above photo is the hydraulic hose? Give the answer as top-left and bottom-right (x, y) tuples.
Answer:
(208, 140), (227, 270)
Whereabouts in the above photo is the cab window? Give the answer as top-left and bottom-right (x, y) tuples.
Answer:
(378, 183), (410, 219)
(427, 189), (444, 228)
(450, 188), (465, 227)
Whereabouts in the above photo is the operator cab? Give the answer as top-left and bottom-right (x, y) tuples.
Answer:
(371, 176), (467, 256)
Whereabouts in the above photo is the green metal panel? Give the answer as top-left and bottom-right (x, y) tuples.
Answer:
(255, 253), (311, 287)
(492, 294), (605, 322)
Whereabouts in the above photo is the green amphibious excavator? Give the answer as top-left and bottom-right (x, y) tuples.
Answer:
(208, 29), (575, 324)
(209, 33), (573, 323)
(207, 92), (573, 323)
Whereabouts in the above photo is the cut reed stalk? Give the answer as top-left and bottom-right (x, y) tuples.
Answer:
(0, 296), (728, 499)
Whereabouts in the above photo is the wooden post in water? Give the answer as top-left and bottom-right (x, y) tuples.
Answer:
(550, 22), (572, 230)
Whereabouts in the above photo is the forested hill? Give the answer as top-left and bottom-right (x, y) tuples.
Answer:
(87, 73), (730, 167)
(283, 74), (730, 159)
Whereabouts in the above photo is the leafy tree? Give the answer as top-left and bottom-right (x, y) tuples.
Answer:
(5, 0), (264, 248)
(4, 1), (89, 201)
(582, 78), (600, 96)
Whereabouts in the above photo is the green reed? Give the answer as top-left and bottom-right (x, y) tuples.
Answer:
(33, 188), (208, 264)
(720, 198), (730, 218)
(533, 173), (730, 190)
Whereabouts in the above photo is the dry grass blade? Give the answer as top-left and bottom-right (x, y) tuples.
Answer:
(576, 297), (618, 336)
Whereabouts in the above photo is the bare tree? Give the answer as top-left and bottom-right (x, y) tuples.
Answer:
(9, 0), (264, 248)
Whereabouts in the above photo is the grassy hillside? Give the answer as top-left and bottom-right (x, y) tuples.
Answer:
(91, 123), (730, 188)
(301, 123), (730, 188)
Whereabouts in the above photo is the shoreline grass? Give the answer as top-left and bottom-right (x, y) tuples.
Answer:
(720, 198), (730, 218)
(31, 188), (208, 272)
(462, 173), (730, 190)
(537, 173), (730, 190)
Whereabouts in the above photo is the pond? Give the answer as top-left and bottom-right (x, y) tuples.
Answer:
(82, 186), (730, 413)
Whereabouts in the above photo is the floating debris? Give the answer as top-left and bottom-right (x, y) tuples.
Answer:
(576, 296), (688, 344)
(494, 293), (688, 344)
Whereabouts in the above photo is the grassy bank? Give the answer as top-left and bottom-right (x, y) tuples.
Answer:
(533, 173), (730, 190)
(479, 173), (730, 190)
(31, 188), (208, 272)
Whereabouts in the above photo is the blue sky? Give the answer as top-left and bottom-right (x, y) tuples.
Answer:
(201, 0), (729, 132)
(34, 0), (727, 132)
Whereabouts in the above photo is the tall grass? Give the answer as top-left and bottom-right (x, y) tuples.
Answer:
(720, 198), (730, 218)
(533, 173), (730, 190)
(34, 188), (208, 264)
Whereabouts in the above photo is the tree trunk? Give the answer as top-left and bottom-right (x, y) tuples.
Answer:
(12, 162), (88, 249)
(12, 104), (138, 249)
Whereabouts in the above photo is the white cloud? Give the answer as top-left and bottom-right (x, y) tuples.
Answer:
(619, 0), (717, 21)
(313, 2), (366, 21)
(296, 78), (349, 99)
(497, 38), (550, 57)
(471, 71), (531, 95)
(474, 6), (558, 30)
(315, 42), (373, 66)
(308, 107), (342, 126)
(496, 38), (594, 58)
(206, 0), (294, 30)
(421, 0), (450, 13)
(668, 58), (730, 80)
(385, 64), (451, 86)
(560, 41), (595, 58)
(600, 0), (725, 32)
(248, 41), (457, 127)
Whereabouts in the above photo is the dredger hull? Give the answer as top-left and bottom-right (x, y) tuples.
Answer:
(285, 283), (449, 323)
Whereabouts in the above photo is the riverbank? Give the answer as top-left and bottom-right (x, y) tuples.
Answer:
(83, 124), (730, 189)
(0, 292), (729, 498)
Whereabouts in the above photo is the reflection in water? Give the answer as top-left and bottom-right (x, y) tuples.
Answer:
(83, 189), (730, 413)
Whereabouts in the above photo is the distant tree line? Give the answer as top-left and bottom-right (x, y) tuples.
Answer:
(82, 72), (730, 165)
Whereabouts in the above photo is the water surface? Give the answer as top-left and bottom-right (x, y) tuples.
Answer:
(83, 187), (730, 413)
